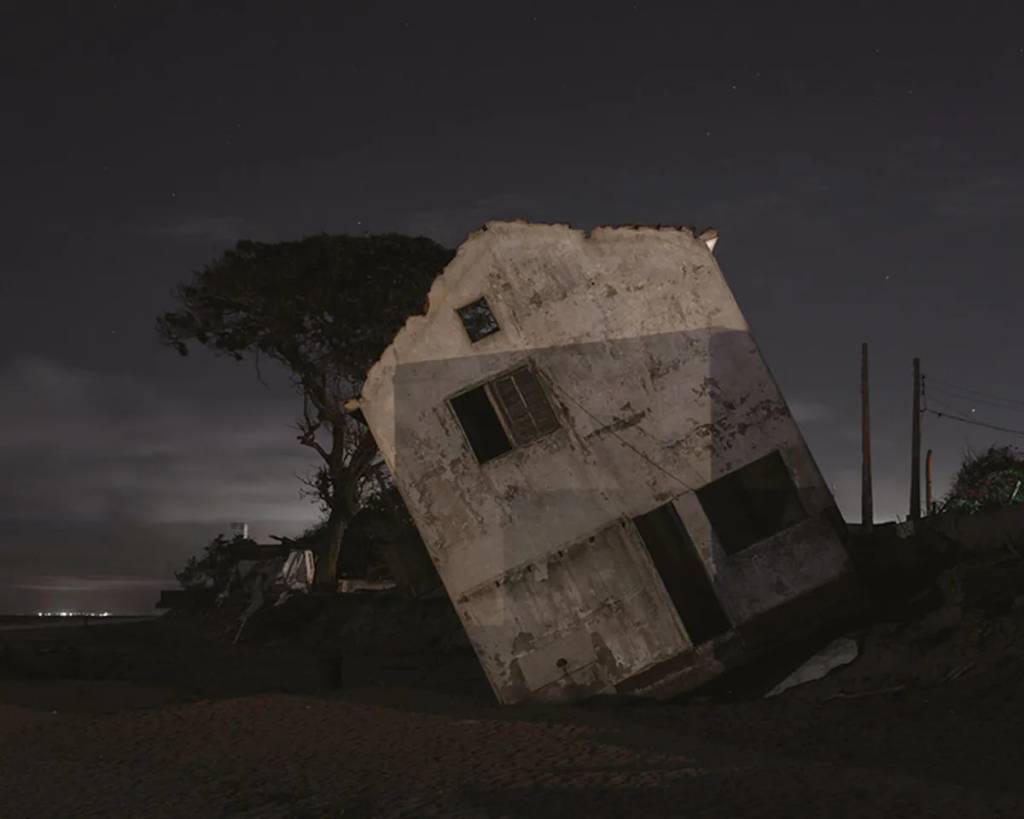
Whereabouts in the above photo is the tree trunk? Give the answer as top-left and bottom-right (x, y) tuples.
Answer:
(308, 418), (378, 590)
(314, 504), (348, 589)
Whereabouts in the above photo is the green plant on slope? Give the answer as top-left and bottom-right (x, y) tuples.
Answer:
(937, 444), (1024, 515)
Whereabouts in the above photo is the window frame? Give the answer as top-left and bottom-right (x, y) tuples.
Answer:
(455, 296), (501, 343)
(487, 365), (561, 447)
(447, 361), (561, 464)
(447, 382), (514, 464)
(695, 450), (808, 556)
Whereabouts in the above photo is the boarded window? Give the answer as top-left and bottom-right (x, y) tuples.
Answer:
(456, 297), (500, 342)
(489, 366), (559, 446)
(449, 385), (512, 463)
(696, 451), (806, 555)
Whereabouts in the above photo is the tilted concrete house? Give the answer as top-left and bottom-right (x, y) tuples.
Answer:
(355, 221), (857, 704)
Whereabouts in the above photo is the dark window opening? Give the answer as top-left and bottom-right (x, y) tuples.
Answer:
(633, 503), (731, 645)
(696, 451), (806, 555)
(456, 297), (500, 342)
(490, 366), (560, 445)
(450, 385), (512, 463)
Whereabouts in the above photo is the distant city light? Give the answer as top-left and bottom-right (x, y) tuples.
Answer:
(35, 611), (111, 618)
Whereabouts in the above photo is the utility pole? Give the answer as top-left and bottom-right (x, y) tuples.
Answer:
(925, 449), (934, 515)
(861, 343), (873, 537)
(910, 357), (922, 521)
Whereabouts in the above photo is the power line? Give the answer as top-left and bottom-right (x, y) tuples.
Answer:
(928, 388), (1024, 414)
(928, 382), (1024, 412)
(925, 408), (1024, 437)
(926, 396), (975, 415)
(924, 393), (1013, 418)
(924, 375), (1024, 410)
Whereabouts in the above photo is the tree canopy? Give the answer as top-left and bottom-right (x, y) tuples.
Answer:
(157, 232), (454, 585)
(158, 233), (453, 392)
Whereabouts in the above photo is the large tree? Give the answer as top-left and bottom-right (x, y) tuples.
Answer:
(157, 233), (453, 586)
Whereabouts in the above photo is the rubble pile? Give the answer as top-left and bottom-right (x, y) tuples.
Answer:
(712, 525), (1024, 703)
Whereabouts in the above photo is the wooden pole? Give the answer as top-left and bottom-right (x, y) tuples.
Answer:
(910, 357), (922, 521)
(925, 449), (934, 515)
(861, 343), (873, 536)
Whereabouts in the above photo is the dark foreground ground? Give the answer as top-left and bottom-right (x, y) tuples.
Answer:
(4, 552), (1024, 819)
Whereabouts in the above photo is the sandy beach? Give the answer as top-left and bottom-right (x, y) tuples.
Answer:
(6, 685), (1023, 819)
(3, 586), (1024, 819)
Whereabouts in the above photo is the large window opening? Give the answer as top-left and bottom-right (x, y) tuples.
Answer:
(696, 451), (806, 555)
(449, 385), (512, 463)
(449, 364), (559, 463)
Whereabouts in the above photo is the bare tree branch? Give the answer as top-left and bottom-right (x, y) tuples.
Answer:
(252, 350), (272, 391)
(296, 393), (331, 462)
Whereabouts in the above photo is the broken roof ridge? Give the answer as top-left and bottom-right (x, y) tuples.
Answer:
(361, 219), (719, 392)
(473, 219), (709, 238)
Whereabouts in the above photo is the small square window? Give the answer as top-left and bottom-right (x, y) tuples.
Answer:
(696, 451), (806, 555)
(456, 297), (500, 342)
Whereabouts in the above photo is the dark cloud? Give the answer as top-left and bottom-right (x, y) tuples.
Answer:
(0, 356), (320, 612)
(3, 0), (1024, 611)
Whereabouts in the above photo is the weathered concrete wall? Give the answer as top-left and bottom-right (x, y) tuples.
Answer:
(359, 221), (851, 703)
(456, 519), (691, 703)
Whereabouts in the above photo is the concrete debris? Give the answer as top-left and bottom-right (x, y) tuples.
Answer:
(765, 638), (859, 698)
(337, 579), (396, 593)
(226, 545), (317, 643)
(276, 549), (317, 604)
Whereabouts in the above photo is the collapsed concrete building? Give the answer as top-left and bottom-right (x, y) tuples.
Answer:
(354, 221), (857, 704)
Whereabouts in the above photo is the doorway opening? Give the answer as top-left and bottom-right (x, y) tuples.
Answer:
(633, 503), (731, 645)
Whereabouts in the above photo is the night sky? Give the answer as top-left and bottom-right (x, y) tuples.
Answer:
(4, 1), (1023, 613)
